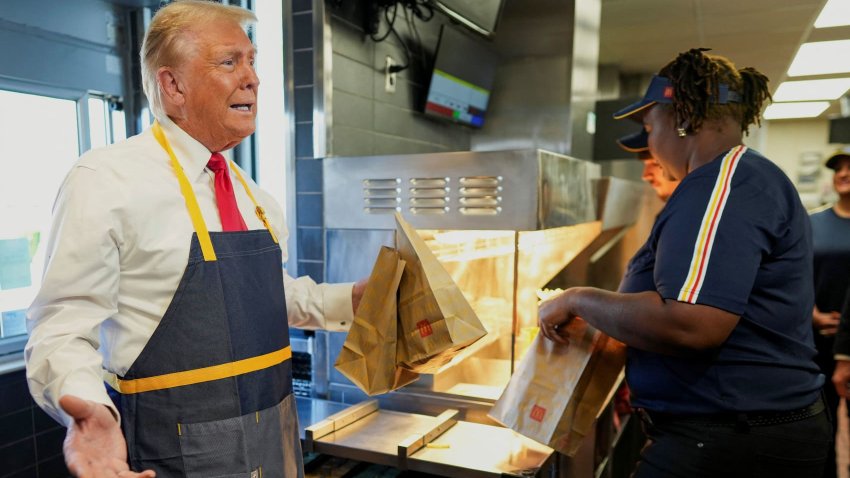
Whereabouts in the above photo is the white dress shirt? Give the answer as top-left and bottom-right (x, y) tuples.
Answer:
(26, 117), (352, 426)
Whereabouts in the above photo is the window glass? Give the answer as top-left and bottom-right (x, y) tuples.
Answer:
(111, 106), (127, 143)
(139, 107), (152, 131)
(88, 96), (108, 149)
(0, 90), (80, 346)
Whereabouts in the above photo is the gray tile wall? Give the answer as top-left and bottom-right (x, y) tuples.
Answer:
(293, 1), (474, 279)
(0, 369), (70, 478)
(292, 3), (323, 282)
(328, 5), (471, 157)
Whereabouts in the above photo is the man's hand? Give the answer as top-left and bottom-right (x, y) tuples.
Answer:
(813, 306), (840, 336)
(351, 278), (368, 315)
(60, 395), (155, 478)
(834, 361), (850, 399)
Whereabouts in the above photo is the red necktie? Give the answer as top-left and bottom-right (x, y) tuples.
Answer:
(207, 153), (248, 231)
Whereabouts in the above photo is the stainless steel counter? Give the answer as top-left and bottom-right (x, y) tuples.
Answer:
(407, 420), (554, 478)
(297, 397), (554, 477)
(296, 396), (349, 441)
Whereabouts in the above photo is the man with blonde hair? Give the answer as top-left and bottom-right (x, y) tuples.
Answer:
(25, 1), (365, 476)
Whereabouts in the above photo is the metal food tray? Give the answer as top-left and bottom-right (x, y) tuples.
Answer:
(296, 397), (349, 441)
(299, 398), (554, 478)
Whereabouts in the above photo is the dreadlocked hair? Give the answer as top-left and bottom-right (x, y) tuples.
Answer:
(737, 67), (771, 133)
(659, 48), (772, 135)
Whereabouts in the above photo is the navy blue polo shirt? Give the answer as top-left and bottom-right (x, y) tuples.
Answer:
(809, 207), (850, 364)
(811, 207), (850, 314)
(618, 145), (823, 414)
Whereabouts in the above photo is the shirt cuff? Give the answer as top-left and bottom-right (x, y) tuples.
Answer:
(58, 380), (120, 427)
(322, 282), (354, 332)
(834, 354), (850, 361)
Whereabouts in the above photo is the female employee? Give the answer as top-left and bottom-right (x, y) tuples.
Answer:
(539, 48), (830, 477)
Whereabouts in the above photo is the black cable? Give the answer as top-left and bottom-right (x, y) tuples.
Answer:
(407, 0), (434, 22)
(369, 2), (398, 42)
(403, 5), (428, 76)
(369, 0), (436, 74)
(387, 12), (411, 73)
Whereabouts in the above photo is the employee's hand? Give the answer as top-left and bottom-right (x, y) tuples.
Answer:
(813, 306), (840, 336)
(834, 361), (850, 399)
(60, 395), (155, 478)
(538, 288), (579, 346)
(351, 277), (368, 314)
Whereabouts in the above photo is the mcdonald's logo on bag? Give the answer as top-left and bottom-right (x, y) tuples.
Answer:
(416, 320), (433, 337)
(530, 404), (546, 422)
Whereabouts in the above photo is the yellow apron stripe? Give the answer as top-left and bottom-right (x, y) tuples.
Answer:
(151, 122), (217, 262)
(229, 161), (278, 244)
(114, 346), (292, 394)
(677, 146), (746, 302)
(177, 423), (182, 435)
(152, 124), (278, 258)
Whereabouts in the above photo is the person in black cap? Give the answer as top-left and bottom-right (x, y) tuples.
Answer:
(808, 146), (850, 478)
(538, 48), (829, 478)
(617, 128), (680, 202)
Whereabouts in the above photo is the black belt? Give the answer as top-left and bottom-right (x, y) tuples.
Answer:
(637, 397), (825, 431)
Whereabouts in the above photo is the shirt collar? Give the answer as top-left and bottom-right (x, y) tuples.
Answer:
(156, 116), (233, 181)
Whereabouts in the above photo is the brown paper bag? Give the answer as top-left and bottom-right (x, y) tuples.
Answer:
(334, 246), (419, 395)
(553, 333), (626, 456)
(488, 322), (626, 457)
(394, 212), (488, 373)
(556, 334), (626, 456)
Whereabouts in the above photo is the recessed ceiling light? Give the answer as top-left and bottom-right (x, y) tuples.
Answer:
(788, 40), (850, 76)
(815, 0), (850, 28)
(763, 102), (830, 120)
(773, 79), (850, 101)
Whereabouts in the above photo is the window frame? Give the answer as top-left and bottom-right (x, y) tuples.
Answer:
(0, 79), (125, 358)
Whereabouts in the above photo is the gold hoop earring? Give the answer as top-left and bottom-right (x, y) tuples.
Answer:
(677, 127), (687, 137)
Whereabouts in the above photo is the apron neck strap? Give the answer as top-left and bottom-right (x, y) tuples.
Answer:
(229, 163), (279, 245)
(152, 121), (217, 262)
(151, 122), (280, 262)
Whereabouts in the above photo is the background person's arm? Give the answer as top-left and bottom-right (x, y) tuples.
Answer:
(832, 288), (850, 397)
(813, 305), (840, 336)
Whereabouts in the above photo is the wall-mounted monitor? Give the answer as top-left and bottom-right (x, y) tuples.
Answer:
(423, 25), (499, 128)
(433, 0), (505, 38)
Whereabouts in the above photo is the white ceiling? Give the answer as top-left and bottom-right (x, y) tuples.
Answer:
(598, 0), (850, 116)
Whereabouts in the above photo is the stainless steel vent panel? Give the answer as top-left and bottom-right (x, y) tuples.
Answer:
(324, 149), (599, 230)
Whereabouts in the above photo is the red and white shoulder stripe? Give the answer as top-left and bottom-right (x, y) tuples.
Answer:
(676, 145), (747, 303)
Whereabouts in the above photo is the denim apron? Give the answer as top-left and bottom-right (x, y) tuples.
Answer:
(108, 122), (303, 477)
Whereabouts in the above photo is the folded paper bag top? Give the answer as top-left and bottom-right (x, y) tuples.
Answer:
(394, 212), (488, 374)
